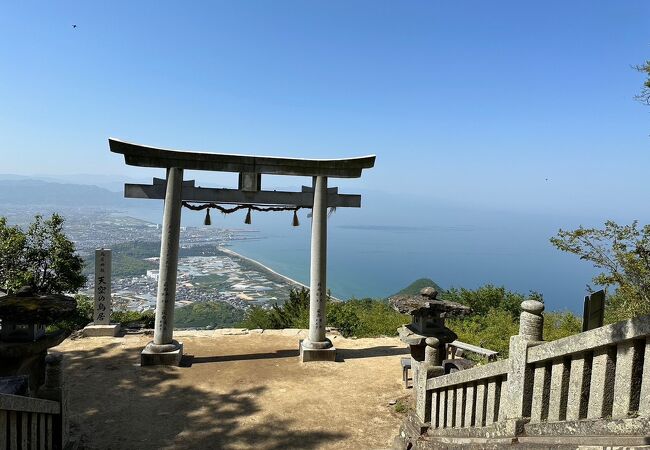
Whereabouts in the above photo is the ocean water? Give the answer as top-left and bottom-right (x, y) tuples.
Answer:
(124, 192), (626, 314)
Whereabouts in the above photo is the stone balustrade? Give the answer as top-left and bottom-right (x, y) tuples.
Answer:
(524, 313), (650, 440)
(0, 353), (67, 449)
(426, 359), (509, 430)
(397, 299), (650, 448)
(0, 393), (59, 449)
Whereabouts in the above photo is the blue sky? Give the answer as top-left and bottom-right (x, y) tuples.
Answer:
(0, 1), (648, 217)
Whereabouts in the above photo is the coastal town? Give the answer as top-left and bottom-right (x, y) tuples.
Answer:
(6, 206), (300, 314)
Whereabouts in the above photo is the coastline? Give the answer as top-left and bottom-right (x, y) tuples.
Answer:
(218, 246), (310, 291)
(218, 246), (341, 301)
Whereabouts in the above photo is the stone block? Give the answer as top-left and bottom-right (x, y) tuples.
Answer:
(83, 323), (121, 337)
(141, 342), (183, 366)
(299, 341), (336, 362)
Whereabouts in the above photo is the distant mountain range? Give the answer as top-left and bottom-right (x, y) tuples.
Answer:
(0, 173), (145, 192)
(0, 178), (126, 207)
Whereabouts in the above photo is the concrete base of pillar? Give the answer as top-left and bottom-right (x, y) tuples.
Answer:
(140, 340), (183, 366)
(83, 323), (121, 337)
(299, 340), (336, 362)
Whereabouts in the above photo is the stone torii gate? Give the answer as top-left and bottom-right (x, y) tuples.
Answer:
(109, 138), (375, 365)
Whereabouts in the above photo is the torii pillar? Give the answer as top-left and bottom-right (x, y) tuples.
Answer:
(141, 167), (184, 365)
(299, 176), (336, 361)
(109, 138), (374, 365)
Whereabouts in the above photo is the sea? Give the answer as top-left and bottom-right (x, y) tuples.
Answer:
(123, 190), (625, 314)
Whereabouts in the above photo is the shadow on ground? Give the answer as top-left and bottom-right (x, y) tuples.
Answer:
(337, 345), (409, 361)
(187, 349), (300, 365)
(63, 342), (347, 449)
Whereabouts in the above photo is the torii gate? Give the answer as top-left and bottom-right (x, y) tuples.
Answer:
(109, 138), (375, 365)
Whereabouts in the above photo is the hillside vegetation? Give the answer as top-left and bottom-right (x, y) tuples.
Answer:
(241, 281), (582, 358)
(59, 280), (582, 358)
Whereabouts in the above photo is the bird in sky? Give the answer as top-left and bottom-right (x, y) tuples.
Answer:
(72, 24), (77, 29)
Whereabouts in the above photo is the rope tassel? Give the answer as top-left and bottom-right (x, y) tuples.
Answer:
(292, 210), (300, 227)
(244, 208), (252, 224)
(204, 208), (212, 226)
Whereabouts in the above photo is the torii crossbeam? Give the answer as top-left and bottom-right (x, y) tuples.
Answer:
(109, 138), (375, 365)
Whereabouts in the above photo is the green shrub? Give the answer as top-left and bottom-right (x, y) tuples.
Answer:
(543, 311), (582, 342)
(174, 301), (243, 328)
(240, 290), (409, 338)
(112, 309), (155, 328)
(440, 285), (524, 319)
(332, 298), (409, 338)
(240, 288), (310, 329)
(51, 294), (94, 332)
(448, 308), (519, 357)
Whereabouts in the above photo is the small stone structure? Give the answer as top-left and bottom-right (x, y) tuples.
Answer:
(0, 354), (68, 449)
(390, 287), (471, 430)
(83, 248), (121, 337)
(0, 288), (71, 448)
(0, 287), (75, 393)
(394, 298), (650, 448)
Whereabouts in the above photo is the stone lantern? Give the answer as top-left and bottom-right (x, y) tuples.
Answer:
(0, 286), (76, 393)
(390, 287), (472, 430)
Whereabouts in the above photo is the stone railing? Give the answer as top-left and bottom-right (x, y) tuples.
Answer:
(523, 313), (650, 443)
(0, 393), (60, 449)
(427, 359), (509, 430)
(0, 353), (67, 449)
(446, 340), (498, 362)
(397, 300), (650, 448)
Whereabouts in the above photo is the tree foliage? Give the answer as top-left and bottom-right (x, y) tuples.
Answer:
(439, 284), (524, 319)
(448, 308), (519, 357)
(550, 221), (650, 320)
(239, 282), (580, 350)
(240, 288), (310, 330)
(174, 301), (244, 328)
(635, 60), (650, 106)
(0, 214), (86, 294)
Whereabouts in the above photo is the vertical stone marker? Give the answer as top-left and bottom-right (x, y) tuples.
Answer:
(83, 249), (121, 337)
(94, 249), (111, 324)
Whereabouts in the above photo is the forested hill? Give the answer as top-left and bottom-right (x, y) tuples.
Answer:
(391, 278), (444, 297)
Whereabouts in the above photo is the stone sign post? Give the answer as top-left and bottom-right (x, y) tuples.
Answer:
(83, 248), (120, 337)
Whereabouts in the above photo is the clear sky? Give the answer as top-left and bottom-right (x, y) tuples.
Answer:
(0, 1), (648, 217)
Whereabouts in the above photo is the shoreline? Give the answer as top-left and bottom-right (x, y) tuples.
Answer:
(218, 247), (310, 291)
(218, 246), (341, 301)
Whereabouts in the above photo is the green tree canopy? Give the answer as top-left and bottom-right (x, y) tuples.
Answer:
(0, 214), (86, 294)
(550, 221), (650, 320)
(439, 284), (524, 319)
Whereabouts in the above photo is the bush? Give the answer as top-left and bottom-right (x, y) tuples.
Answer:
(238, 283), (583, 349)
(51, 294), (94, 332)
(240, 290), (409, 337)
(329, 298), (409, 338)
(240, 288), (310, 330)
(440, 285), (524, 319)
(174, 301), (244, 328)
(448, 308), (519, 357)
(112, 309), (155, 328)
(543, 311), (582, 342)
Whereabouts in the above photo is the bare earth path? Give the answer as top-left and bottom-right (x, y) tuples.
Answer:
(54, 330), (410, 450)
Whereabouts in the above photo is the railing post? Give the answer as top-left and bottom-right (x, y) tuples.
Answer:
(503, 299), (544, 435)
(37, 352), (67, 448)
(414, 337), (445, 425)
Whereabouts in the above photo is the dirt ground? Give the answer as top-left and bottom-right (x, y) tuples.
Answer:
(53, 329), (411, 450)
